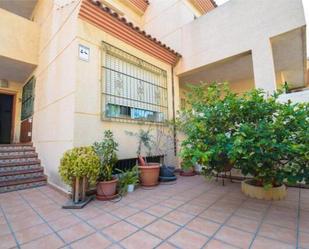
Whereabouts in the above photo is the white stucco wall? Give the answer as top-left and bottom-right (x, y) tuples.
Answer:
(31, 0), (81, 189)
(145, 0), (306, 94)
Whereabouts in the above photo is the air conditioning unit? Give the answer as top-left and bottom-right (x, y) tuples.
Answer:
(0, 79), (9, 88)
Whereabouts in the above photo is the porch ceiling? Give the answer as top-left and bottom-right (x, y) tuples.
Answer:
(0, 0), (38, 19)
(0, 56), (36, 83)
(179, 51), (254, 86)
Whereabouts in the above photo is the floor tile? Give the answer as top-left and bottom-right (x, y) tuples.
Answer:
(15, 223), (53, 245)
(199, 209), (231, 223)
(110, 206), (139, 219)
(226, 215), (260, 233)
(251, 236), (294, 249)
(88, 213), (119, 230)
(102, 221), (138, 241)
(49, 214), (81, 231)
(126, 211), (156, 228)
(0, 223), (11, 236)
(163, 210), (194, 226)
(156, 242), (177, 249)
(120, 230), (161, 249)
(70, 233), (112, 249)
(204, 239), (239, 249)
(0, 233), (17, 249)
(177, 203), (206, 215)
(58, 222), (94, 243)
(187, 217), (220, 237)
(144, 219), (179, 239)
(258, 223), (297, 245)
(214, 226), (254, 248)
(168, 228), (209, 249)
(146, 205), (172, 217)
(20, 233), (64, 249)
(299, 231), (309, 249)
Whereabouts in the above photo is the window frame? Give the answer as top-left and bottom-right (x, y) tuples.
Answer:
(21, 76), (35, 121)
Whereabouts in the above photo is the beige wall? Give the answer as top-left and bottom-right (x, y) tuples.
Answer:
(30, 0), (81, 190)
(0, 8), (39, 65)
(75, 20), (177, 163)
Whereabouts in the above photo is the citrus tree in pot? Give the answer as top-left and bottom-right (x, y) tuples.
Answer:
(126, 128), (160, 187)
(229, 90), (309, 200)
(93, 130), (119, 200)
(177, 83), (238, 179)
(59, 146), (100, 208)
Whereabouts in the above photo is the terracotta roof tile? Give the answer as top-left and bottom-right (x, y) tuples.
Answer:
(89, 0), (181, 58)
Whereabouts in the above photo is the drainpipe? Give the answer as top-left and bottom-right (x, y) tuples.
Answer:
(171, 66), (177, 156)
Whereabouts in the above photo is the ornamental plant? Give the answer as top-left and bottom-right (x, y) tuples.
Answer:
(177, 83), (309, 189)
(59, 146), (100, 185)
(117, 166), (139, 195)
(177, 83), (239, 176)
(93, 130), (118, 181)
(229, 92), (309, 188)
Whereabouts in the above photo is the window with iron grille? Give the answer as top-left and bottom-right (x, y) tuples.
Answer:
(21, 77), (35, 120)
(101, 42), (168, 123)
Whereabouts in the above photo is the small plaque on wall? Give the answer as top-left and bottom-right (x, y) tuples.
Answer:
(79, 44), (90, 61)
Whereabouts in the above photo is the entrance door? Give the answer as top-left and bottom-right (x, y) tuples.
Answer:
(0, 94), (13, 144)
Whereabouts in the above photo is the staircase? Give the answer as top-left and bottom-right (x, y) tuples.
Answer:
(0, 143), (47, 193)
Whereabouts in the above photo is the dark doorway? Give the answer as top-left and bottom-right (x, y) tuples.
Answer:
(0, 94), (13, 144)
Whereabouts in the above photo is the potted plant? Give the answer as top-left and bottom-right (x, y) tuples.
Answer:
(93, 130), (119, 200)
(177, 83), (237, 179)
(117, 165), (139, 194)
(229, 90), (309, 200)
(126, 128), (160, 187)
(59, 146), (100, 208)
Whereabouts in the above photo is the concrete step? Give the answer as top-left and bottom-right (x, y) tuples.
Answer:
(0, 176), (47, 193)
(0, 160), (41, 172)
(0, 143), (33, 151)
(0, 168), (45, 182)
(0, 148), (35, 156)
(0, 157), (39, 166)
(0, 153), (38, 160)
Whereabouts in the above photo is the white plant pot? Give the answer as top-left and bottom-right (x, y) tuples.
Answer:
(127, 184), (135, 193)
(195, 164), (202, 172)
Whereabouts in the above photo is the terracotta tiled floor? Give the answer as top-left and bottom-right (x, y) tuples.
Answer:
(0, 175), (308, 249)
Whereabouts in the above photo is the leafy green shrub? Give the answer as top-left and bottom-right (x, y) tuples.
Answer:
(177, 83), (239, 176)
(178, 83), (309, 188)
(230, 93), (309, 188)
(59, 146), (100, 185)
(93, 130), (118, 181)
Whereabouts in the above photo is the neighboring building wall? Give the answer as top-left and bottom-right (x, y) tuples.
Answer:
(143, 0), (215, 52)
(30, 0), (81, 189)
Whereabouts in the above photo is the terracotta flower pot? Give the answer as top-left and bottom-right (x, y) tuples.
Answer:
(96, 178), (118, 200)
(139, 163), (160, 187)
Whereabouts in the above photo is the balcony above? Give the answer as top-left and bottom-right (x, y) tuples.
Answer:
(0, 0), (38, 19)
(0, 8), (39, 83)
